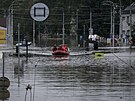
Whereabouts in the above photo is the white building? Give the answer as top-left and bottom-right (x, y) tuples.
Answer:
(121, 2), (135, 44)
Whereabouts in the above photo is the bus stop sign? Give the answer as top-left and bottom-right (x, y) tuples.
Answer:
(30, 3), (49, 21)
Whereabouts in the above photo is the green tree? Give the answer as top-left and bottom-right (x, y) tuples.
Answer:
(0, 0), (134, 44)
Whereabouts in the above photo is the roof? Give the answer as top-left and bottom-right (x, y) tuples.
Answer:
(123, 2), (135, 14)
(124, 2), (135, 10)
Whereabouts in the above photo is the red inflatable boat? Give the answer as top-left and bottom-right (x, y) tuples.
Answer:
(52, 44), (70, 57)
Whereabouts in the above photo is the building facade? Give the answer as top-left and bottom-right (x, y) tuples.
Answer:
(121, 2), (135, 45)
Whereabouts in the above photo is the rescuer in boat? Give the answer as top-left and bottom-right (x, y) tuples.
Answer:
(57, 44), (68, 52)
(57, 45), (61, 50)
(63, 44), (68, 52)
(52, 44), (68, 52)
(52, 44), (57, 52)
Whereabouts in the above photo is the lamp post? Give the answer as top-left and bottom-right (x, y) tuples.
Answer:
(62, 8), (65, 44)
(76, 9), (79, 47)
(80, 6), (92, 49)
(89, 8), (93, 35)
(7, 0), (17, 47)
(102, 0), (115, 48)
(119, 0), (122, 40)
(7, 2), (14, 47)
(7, 0), (24, 47)
(52, 7), (65, 45)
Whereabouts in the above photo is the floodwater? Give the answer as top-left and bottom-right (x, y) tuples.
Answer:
(0, 50), (135, 101)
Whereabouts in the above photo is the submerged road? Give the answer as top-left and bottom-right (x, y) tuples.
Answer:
(0, 47), (135, 101)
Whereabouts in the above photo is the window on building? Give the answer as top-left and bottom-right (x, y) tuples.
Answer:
(127, 16), (130, 24)
(127, 30), (130, 35)
(122, 16), (125, 22)
(122, 30), (125, 34)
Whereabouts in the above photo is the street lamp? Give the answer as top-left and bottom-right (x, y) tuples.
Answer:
(62, 8), (65, 45)
(79, 6), (92, 49)
(102, 0), (115, 48)
(119, 0), (122, 40)
(7, 0), (24, 47)
(88, 8), (92, 35)
(54, 7), (65, 45)
(79, 6), (92, 35)
(76, 9), (79, 47)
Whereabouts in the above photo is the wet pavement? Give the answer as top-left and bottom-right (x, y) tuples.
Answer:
(0, 48), (135, 101)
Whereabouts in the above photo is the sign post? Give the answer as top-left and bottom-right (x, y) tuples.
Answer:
(30, 3), (49, 46)
(0, 52), (10, 90)
(30, 3), (49, 21)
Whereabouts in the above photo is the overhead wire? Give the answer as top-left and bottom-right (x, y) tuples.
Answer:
(112, 52), (135, 70)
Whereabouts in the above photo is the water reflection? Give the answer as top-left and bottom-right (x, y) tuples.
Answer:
(0, 90), (10, 100)
(1, 52), (135, 101)
(14, 62), (24, 78)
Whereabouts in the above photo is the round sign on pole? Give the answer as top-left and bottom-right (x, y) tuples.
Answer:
(30, 3), (49, 21)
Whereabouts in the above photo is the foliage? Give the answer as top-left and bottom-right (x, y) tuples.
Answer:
(0, 0), (134, 42)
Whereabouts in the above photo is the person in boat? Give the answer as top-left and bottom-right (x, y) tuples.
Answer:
(63, 44), (68, 52)
(57, 44), (67, 52)
(57, 45), (64, 51)
(57, 45), (61, 50)
(61, 45), (66, 51)
(52, 44), (57, 52)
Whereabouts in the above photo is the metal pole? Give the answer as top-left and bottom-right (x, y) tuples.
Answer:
(87, 8), (92, 50)
(33, 20), (35, 46)
(26, 39), (28, 63)
(76, 9), (79, 47)
(129, 0), (132, 42)
(11, 7), (13, 48)
(7, 9), (11, 46)
(112, 4), (115, 84)
(9, 0), (24, 48)
(7, 8), (12, 47)
(102, 1), (114, 46)
(62, 8), (65, 44)
(38, 24), (41, 47)
(18, 23), (20, 87)
(129, 1), (132, 99)
(112, 4), (115, 48)
(111, 6), (113, 46)
(90, 8), (92, 30)
(76, 9), (79, 31)
(119, 0), (122, 40)
(118, 0), (122, 95)
(2, 52), (4, 77)
(83, 25), (85, 48)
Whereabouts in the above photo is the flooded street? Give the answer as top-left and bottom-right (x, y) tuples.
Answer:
(1, 0), (135, 101)
(0, 49), (135, 101)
